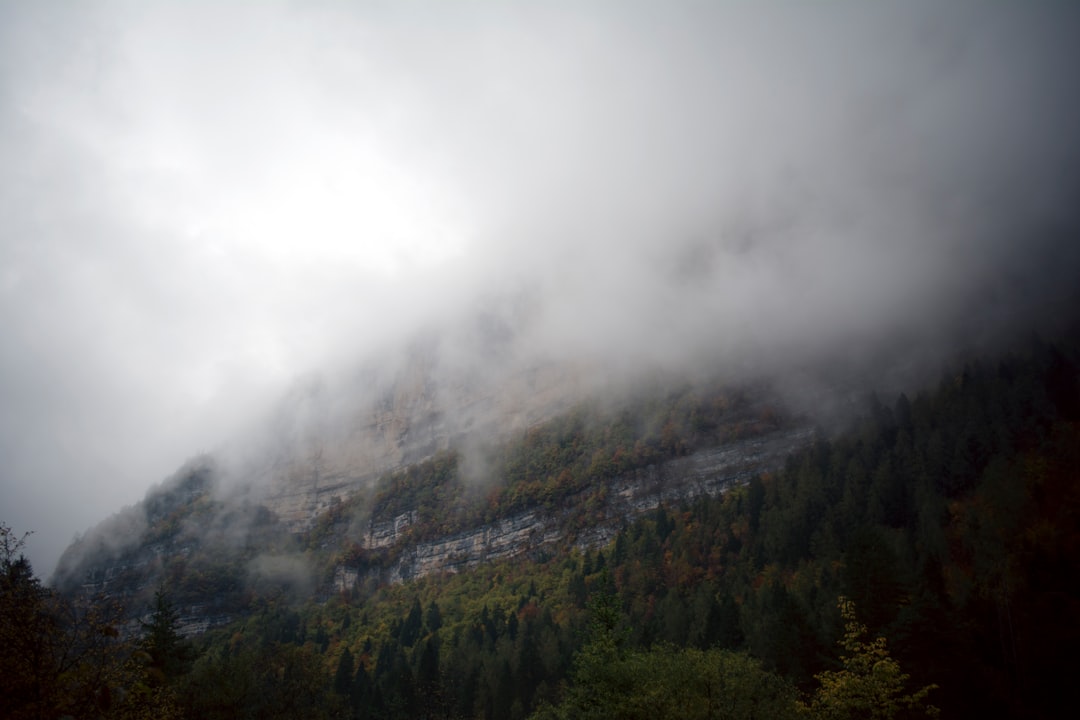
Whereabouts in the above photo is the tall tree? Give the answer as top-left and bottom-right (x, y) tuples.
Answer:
(1, 524), (56, 719)
(139, 585), (196, 685)
(2, 523), (165, 719)
(334, 647), (355, 697)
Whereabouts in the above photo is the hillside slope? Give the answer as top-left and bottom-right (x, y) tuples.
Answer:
(52, 375), (808, 630)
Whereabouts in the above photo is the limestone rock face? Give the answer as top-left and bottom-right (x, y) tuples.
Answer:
(364, 511), (418, 549)
(53, 401), (813, 635)
(336, 425), (815, 588)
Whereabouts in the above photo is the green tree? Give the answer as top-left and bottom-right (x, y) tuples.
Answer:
(533, 643), (798, 720)
(1, 524), (56, 719)
(424, 599), (443, 633)
(534, 580), (798, 720)
(399, 595), (424, 647)
(2, 523), (163, 720)
(334, 647), (355, 697)
(139, 585), (196, 685)
(804, 597), (938, 720)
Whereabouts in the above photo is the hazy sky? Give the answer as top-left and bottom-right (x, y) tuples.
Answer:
(2, 1), (1079, 577)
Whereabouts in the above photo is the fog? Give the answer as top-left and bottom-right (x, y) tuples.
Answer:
(2, 1), (1078, 577)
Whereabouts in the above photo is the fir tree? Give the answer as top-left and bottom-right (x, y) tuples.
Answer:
(140, 585), (196, 685)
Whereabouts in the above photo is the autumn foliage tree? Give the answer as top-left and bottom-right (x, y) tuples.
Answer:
(804, 597), (938, 720)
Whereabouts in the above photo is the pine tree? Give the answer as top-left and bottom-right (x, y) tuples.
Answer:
(140, 585), (195, 685)
(334, 647), (355, 697)
(399, 596), (423, 647)
(1, 524), (55, 719)
(424, 599), (443, 633)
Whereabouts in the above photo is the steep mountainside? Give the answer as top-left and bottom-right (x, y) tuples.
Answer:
(33, 334), (1080, 720)
(52, 369), (809, 632)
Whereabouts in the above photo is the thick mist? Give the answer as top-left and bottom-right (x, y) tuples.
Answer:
(1, 1), (1078, 577)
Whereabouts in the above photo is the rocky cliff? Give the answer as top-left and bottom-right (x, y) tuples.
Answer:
(52, 312), (815, 633)
(53, 407), (813, 635)
(333, 425), (815, 589)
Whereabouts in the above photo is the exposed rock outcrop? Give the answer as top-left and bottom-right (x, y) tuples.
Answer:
(335, 425), (815, 587)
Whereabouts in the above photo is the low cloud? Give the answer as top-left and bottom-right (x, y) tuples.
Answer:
(247, 553), (316, 602)
(2, 1), (1078, 576)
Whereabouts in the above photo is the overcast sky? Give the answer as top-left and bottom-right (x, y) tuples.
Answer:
(2, 1), (1079, 578)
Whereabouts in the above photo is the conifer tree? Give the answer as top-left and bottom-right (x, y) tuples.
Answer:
(139, 585), (195, 685)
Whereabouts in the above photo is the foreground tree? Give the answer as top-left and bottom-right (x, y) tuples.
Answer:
(532, 585), (799, 720)
(1, 524), (57, 719)
(548, 645), (800, 720)
(803, 597), (939, 720)
(139, 585), (196, 685)
(1, 522), (181, 720)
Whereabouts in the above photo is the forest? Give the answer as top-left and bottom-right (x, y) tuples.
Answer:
(3, 335), (1078, 719)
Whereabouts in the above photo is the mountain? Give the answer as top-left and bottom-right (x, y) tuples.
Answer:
(37, 278), (1080, 720)
(35, 330), (1080, 720)
(51, 327), (816, 632)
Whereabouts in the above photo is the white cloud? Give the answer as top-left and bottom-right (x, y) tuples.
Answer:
(1, 1), (1078, 576)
